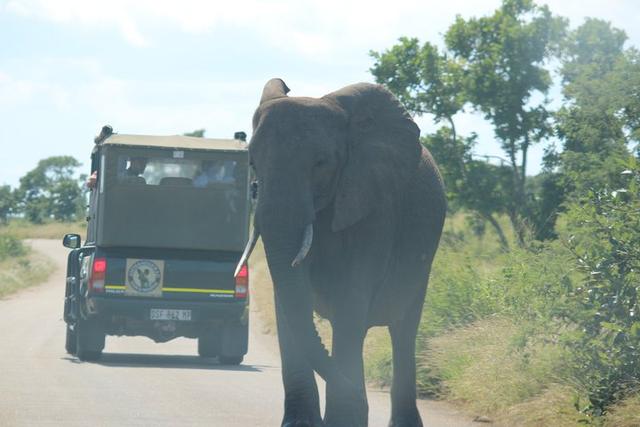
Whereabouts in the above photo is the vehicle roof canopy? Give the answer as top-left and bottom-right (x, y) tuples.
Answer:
(103, 134), (247, 152)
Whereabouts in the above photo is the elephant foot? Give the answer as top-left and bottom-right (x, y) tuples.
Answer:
(388, 408), (423, 427)
(324, 388), (368, 427)
(282, 416), (324, 427)
(324, 414), (366, 427)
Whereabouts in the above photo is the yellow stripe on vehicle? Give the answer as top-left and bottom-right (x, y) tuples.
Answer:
(104, 285), (234, 294)
(163, 287), (235, 294)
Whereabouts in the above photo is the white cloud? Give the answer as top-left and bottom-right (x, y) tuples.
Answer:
(5, 0), (149, 46)
(0, 69), (71, 109)
(5, 0), (640, 59)
(2, 0), (502, 57)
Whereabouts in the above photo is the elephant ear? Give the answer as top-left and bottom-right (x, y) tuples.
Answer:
(324, 83), (421, 232)
(260, 78), (290, 105)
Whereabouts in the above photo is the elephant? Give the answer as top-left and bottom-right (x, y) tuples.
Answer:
(235, 78), (446, 427)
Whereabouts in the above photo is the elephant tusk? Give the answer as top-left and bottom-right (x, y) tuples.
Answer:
(234, 228), (260, 277)
(291, 224), (313, 267)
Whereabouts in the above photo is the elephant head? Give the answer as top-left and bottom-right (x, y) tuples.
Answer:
(242, 78), (421, 384)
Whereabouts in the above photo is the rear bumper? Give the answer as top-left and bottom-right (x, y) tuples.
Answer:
(87, 296), (248, 323)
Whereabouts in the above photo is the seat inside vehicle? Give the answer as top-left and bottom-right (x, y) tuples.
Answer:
(122, 176), (146, 185)
(159, 177), (193, 186)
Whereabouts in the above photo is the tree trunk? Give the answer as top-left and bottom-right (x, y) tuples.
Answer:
(483, 213), (510, 251)
(505, 138), (527, 247)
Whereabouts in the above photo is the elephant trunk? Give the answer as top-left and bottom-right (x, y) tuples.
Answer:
(261, 235), (336, 382)
(256, 175), (350, 388)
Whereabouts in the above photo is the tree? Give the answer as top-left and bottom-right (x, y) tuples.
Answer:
(184, 129), (205, 137)
(555, 19), (640, 200)
(17, 156), (84, 223)
(371, 0), (566, 245)
(371, 38), (465, 144)
(0, 185), (16, 224)
(561, 18), (628, 86)
(444, 0), (566, 244)
(423, 128), (512, 249)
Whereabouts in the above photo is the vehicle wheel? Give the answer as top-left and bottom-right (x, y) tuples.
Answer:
(65, 324), (77, 355)
(218, 355), (243, 365)
(198, 333), (220, 358)
(75, 317), (105, 361)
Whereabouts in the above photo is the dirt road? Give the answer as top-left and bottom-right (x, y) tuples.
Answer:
(0, 239), (476, 426)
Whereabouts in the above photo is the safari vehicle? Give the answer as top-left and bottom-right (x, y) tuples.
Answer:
(62, 128), (251, 363)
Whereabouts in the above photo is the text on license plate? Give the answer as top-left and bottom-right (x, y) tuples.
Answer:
(150, 308), (192, 321)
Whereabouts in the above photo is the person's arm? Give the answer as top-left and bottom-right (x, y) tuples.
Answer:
(86, 171), (98, 189)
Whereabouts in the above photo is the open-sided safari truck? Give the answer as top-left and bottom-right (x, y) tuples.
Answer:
(62, 128), (251, 363)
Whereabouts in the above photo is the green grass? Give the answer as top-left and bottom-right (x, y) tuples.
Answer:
(0, 235), (53, 298)
(604, 394), (640, 427)
(422, 317), (577, 419)
(0, 218), (85, 240)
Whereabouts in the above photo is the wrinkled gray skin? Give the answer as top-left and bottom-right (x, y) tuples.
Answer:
(250, 79), (446, 427)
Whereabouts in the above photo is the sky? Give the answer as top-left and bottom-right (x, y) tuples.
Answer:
(1, 0), (639, 187)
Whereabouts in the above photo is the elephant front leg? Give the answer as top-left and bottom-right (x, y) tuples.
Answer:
(276, 299), (324, 427)
(323, 310), (369, 427)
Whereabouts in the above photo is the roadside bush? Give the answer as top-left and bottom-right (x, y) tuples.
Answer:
(420, 224), (576, 341)
(563, 159), (640, 415)
(0, 235), (26, 261)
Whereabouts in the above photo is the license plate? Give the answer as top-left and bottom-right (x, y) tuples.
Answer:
(149, 308), (192, 321)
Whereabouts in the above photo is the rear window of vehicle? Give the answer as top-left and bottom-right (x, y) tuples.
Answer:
(116, 155), (238, 187)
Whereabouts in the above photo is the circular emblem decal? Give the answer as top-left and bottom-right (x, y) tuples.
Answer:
(127, 260), (162, 293)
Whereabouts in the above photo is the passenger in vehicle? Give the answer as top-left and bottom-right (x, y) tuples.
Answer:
(193, 160), (236, 187)
(119, 157), (148, 184)
(86, 125), (113, 190)
(86, 170), (98, 189)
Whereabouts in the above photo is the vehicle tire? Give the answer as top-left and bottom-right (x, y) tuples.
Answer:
(218, 355), (243, 365)
(75, 317), (105, 361)
(65, 324), (77, 355)
(198, 332), (220, 358)
(217, 321), (247, 365)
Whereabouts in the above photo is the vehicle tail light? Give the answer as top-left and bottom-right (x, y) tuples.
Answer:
(235, 264), (248, 299)
(89, 257), (107, 293)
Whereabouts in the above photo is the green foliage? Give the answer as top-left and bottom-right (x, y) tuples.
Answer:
(370, 37), (464, 122)
(421, 228), (576, 341)
(17, 156), (84, 223)
(525, 171), (565, 240)
(184, 129), (205, 137)
(445, 0), (566, 244)
(371, 0), (568, 245)
(561, 18), (628, 85)
(446, 0), (565, 147)
(0, 234), (26, 261)
(555, 19), (640, 203)
(366, 5), (640, 423)
(563, 159), (640, 415)
(423, 129), (510, 216)
(0, 185), (17, 223)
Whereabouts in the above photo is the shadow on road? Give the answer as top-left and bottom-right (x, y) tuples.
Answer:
(62, 353), (273, 372)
